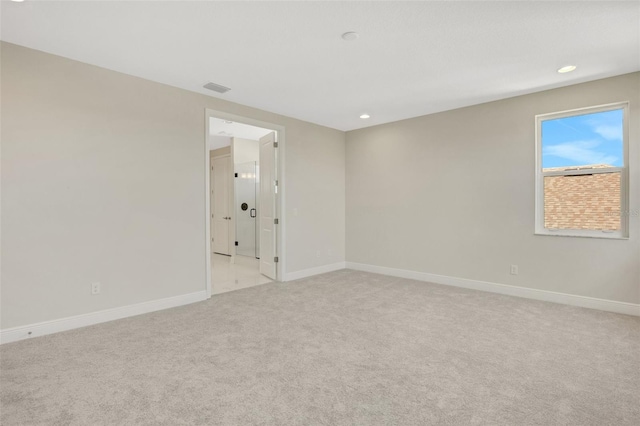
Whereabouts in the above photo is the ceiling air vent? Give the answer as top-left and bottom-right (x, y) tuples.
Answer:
(203, 82), (231, 94)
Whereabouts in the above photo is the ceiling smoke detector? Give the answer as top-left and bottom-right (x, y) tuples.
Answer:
(203, 82), (231, 94)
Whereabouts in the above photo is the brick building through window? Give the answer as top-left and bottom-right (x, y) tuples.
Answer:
(543, 164), (620, 230)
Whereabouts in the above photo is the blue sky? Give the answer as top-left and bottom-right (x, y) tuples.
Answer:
(542, 109), (623, 169)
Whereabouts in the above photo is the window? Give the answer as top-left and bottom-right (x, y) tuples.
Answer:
(535, 102), (629, 239)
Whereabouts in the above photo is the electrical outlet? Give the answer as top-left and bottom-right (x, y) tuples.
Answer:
(91, 282), (101, 295)
(510, 265), (519, 275)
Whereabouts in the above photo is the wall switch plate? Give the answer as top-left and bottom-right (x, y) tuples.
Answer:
(91, 282), (101, 295)
(510, 265), (519, 275)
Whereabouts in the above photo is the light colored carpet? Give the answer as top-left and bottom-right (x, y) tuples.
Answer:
(1, 270), (639, 425)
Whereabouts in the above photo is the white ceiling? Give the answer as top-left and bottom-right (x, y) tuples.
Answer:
(2, 1), (638, 131)
(209, 117), (272, 141)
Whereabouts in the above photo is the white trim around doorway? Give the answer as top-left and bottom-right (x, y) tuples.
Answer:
(204, 109), (286, 298)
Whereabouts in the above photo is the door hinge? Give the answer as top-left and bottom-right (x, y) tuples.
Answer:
(274, 179), (278, 186)
(273, 142), (278, 148)
(274, 256), (279, 263)
(235, 241), (238, 246)
(235, 173), (238, 178)
(274, 218), (279, 225)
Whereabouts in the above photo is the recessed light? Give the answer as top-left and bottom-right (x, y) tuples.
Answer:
(342, 32), (359, 41)
(360, 114), (370, 119)
(557, 65), (577, 74)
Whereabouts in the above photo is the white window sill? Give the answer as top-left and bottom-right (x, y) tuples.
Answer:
(534, 231), (629, 240)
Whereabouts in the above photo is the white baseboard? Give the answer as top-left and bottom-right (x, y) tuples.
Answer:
(0, 290), (208, 345)
(284, 261), (346, 281)
(346, 262), (640, 317)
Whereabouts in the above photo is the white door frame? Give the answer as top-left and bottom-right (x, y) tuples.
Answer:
(204, 109), (286, 298)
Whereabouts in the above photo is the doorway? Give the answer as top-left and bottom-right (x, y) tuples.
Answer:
(205, 110), (285, 297)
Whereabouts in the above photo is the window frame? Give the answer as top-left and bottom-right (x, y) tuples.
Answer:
(535, 102), (629, 239)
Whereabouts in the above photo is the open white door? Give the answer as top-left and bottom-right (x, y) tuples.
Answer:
(259, 132), (277, 279)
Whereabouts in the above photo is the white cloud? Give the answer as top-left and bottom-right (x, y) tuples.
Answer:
(584, 110), (623, 141)
(543, 140), (617, 166)
(593, 125), (622, 141)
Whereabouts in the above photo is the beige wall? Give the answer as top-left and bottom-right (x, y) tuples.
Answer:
(1, 42), (346, 329)
(346, 73), (639, 304)
(232, 138), (259, 165)
(2, 41), (636, 332)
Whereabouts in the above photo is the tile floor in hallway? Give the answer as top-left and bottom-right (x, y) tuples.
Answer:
(211, 253), (272, 295)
